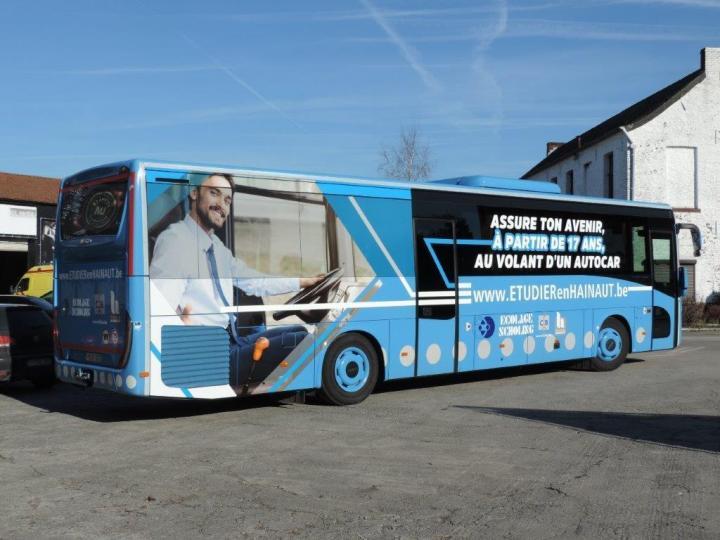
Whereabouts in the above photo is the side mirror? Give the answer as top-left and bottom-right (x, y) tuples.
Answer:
(675, 223), (702, 257)
(679, 267), (689, 298)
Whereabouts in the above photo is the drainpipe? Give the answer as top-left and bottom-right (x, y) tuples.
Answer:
(618, 126), (634, 200)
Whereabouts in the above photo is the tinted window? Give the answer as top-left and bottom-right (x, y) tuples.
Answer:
(60, 180), (128, 239)
(414, 191), (660, 284)
(652, 233), (675, 295)
(415, 218), (456, 320)
(632, 226), (649, 274)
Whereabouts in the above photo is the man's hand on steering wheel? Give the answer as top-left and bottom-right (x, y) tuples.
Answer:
(299, 274), (324, 288)
(273, 268), (344, 323)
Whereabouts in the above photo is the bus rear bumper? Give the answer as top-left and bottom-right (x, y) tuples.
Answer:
(55, 359), (143, 395)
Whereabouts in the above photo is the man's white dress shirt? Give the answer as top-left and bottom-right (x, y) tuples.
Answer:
(150, 214), (299, 327)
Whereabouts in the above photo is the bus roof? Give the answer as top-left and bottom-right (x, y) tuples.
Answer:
(64, 158), (673, 213)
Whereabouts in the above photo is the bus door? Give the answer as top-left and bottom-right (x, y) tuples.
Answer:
(414, 218), (458, 376)
(650, 229), (676, 350)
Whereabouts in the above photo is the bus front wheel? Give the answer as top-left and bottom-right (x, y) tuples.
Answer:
(318, 333), (379, 406)
(589, 318), (629, 371)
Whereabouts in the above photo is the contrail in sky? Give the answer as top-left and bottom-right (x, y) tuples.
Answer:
(180, 32), (303, 131)
(359, 0), (442, 93)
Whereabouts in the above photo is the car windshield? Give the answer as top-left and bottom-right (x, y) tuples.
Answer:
(15, 278), (29, 293)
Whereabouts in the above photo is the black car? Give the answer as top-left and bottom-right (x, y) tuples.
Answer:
(0, 304), (55, 388)
(0, 294), (53, 316)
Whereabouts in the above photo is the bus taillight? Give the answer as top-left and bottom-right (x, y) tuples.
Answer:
(52, 309), (63, 358)
(118, 310), (133, 369)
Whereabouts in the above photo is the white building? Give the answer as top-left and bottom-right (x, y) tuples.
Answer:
(523, 47), (720, 302)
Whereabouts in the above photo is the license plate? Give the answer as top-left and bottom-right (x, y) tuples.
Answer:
(85, 352), (103, 363)
(27, 358), (52, 367)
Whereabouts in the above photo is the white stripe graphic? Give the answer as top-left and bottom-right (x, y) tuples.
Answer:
(418, 299), (455, 306)
(459, 282), (472, 289)
(628, 286), (653, 292)
(418, 290), (471, 298)
(418, 298), (473, 306)
(219, 296), (474, 314)
(418, 291), (453, 298)
(221, 299), (416, 314)
(349, 196), (415, 298)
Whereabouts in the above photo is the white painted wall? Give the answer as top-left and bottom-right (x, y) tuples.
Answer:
(526, 133), (628, 200)
(0, 203), (37, 236)
(526, 48), (720, 301)
(628, 48), (720, 301)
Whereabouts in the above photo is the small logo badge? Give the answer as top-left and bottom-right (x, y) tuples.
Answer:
(539, 314), (550, 332)
(478, 316), (495, 338)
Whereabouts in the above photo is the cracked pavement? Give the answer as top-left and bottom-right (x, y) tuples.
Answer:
(1, 333), (719, 538)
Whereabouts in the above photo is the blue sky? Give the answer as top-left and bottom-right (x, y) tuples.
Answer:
(1, 0), (718, 180)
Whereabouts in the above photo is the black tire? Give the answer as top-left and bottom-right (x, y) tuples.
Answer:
(588, 317), (629, 372)
(30, 374), (56, 389)
(318, 333), (379, 406)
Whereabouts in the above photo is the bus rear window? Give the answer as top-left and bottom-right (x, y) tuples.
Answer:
(60, 180), (128, 239)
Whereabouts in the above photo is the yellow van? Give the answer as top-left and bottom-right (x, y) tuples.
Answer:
(14, 265), (53, 298)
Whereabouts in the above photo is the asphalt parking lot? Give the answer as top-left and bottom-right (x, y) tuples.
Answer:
(1, 333), (719, 539)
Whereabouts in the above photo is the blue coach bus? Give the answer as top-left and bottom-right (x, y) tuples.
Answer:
(53, 160), (701, 405)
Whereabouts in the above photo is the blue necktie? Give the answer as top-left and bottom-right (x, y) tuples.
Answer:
(207, 244), (241, 345)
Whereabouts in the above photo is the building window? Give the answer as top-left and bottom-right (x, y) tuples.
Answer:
(603, 152), (614, 198)
(565, 170), (574, 195)
(582, 162), (591, 196)
(550, 176), (558, 185)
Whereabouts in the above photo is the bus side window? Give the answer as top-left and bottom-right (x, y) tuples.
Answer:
(631, 225), (649, 274)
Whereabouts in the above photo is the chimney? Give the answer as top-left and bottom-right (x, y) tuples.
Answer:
(546, 142), (564, 156)
(701, 47), (720, 78)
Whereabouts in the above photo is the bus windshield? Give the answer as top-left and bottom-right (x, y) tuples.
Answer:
(60, 178), (128, 239)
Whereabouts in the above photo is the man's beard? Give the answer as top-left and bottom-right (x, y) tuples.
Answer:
(198, 205), (225, 232)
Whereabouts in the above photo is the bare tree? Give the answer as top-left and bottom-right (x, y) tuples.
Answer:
(378, 127), (432, 181)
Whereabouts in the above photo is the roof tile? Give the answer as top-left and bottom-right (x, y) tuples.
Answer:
(0, 172), (61, 205)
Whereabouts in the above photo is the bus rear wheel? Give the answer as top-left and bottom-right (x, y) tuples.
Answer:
(589, 318), (629, 371)
(318, 333), (378, 406)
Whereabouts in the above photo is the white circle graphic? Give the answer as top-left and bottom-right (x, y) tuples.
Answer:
(126, 375), (137, 390)
(584, 331), (594, 348)
(523, 336), (536, 355)
(457, 341), (468, 363)
(501, 338), (513, 357)
(636, 327), (646, 344)
(477, 339), (491, 360)
(565, 333), (576, 350)
(399, 345), (415, 367)
(545, 335), (556, 352)
(426, 344), (442, 365)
